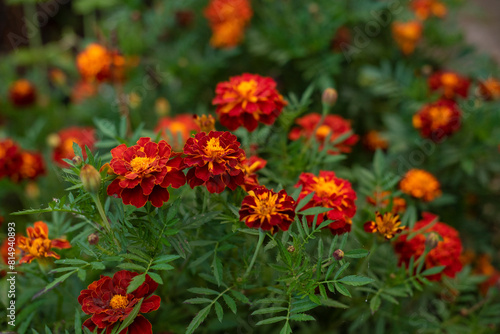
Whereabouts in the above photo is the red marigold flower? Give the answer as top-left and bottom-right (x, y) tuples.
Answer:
(0, 139), (23, 180)
(17, 221), (71, 264)
(364, 211), (403, 240)
(400, 169), (441, 202)
(411, 0), (447, 20)
(394, 212), (463, 281)
(392, 21), (422, 55)
(239, 186), (296, 233)
(183, 131), (246, 193)
(213, 73), (287, 132)
(428, 71), (470, 99)
(294, 171), (357, 235)
(478, 77), (500, 101)
(51, 127), (96, 167)
(412, 99), (461, 141)
(9, 79), (37, 107)
(11, 151), (45, 182)
(240, 155), (267, 191)
(366, 190), (406, 214)
(155, 114), (200, 150)
(78, 270), (160, 334)
(289, 113), (359, 154)
(107, 137), (186, 208)
(363, 130), (389, 151)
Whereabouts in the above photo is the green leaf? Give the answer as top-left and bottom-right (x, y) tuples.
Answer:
(373, 149), (386, 178)
(370, 295), (381, 313)
(153, 254), (181, 264)
(36, 270), (77, 298)
(212, 256), (223, 287)
(380, 293), (399, 305)
(279, 322), (292, 334)
(299, 207), (332, 216)
(320, 298), (348, 308)
(338, 275), (374, 286)
(45, 325), (53, 334)
(150, 263), (175, 271)
(222, 294), (237, 314)
(127, 274), (146, 294)
(252, 307), (288, 315)
(256, 316), (287, 326)
(421, 265), (446, 277)
(295, 191), (315, 212)
(114, 299), (143, 333)
(214, 301), (224, 322)
(121, 253), (150, 264)
(74, 309), (82, 334)
(90, 262), (105, 270)
(334, 282), (351, 297)
(289, 314), (315, 321)
(188, 287), (220, 295)
(344, 249), (370, 258)
(147, 272), (163, 285)
(231, 290), (250, 304)
(186, 305), (211, 334)
(54, 259), (88, 265)
(117, 263), (147, 272)
(334, 262), (350, 280)
(184, 298), (213, 304)
(256, 297), (285, 304)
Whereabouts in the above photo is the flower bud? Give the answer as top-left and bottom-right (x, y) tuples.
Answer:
(322, 88), (338, 107)
(333, 249), (344, 261)
(72, 156), (83, 166)
(425, 232), (440, 250)
(88, 232), (99, 245)
(287, 245), (295, 253)
(80, 164), (101, 193)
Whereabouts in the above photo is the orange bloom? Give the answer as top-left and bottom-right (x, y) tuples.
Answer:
(364, 211), (403, 240)
(71, 81), (98, 104)
(51, 127), (96, 167)
(9, 79), (37, 107)
(0, 139), (23, 180)
(400, 169), (441, 202)
(411, 0), (447, 20)
(392, 21), (423, 55)
(413, 99), (461, 141)
(213, 73), (287, 132)
(11, 151), (45, 182)
(155, 114), (200, 150)
(194, 114), (216, 133)
(363, 130), (389, 151)
(295, 171), (357, 235)
(366, 190), (406, 214)
(394, 213), (463, 281)
(239, 186), (296, 233)
(183, 131), (246, 193)
(479, 78), (500, 100)
(428, 71), (470, 99)
(18, 221), (71, 264)
(289, 113), (359, 154)
(241, 155), (267, 191)
(474, 254), (500, 295)
(77, 44), (131, 83)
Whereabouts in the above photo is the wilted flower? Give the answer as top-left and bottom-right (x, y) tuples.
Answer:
(239, 186), (296, 233)
(78, 270), (160, 333)
(363, 130), (389, 151)
(392, 21), (422, 55)
(183, 131), (246, 193)
(478, 78), (500, 100)
(411, 0), (447, 20)
(428, 71), (470, 99)
(18, 221), (71, 264)
(367, 190), (406, 214)
(213, 73), (287, 132)
(364, 211), (403, 240)
(51, 127), (96, 167)
(394, 212), (463, 281)
(9, 79), (37, 107)
(155, 114), (200, 150)
(412, 99), (461, 141)
(295, 171), (357, 235)
(240, 155), (267, 191)
(107, 137), (186, 208)
(400, 169), (441, 202)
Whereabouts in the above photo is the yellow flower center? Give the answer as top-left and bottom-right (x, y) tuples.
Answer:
(374, 212), (402, 239)
(312, 177), (346, 199)
(236, 80), (258, 102)
(428, 106), (452, 129)
(253, 191), (279, 217)
(315, 125), (331, 140)
(204, 137), (226, 158)
(109, 295), (129, 309)
(168, 121), (187, 136)
(130, 156), (155, 173)
(14, 80), (32, 95)
(27, 237), (52, 258)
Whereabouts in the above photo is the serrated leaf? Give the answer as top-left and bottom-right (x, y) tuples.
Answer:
(279, 322), (292, 334)
(90, 262), (105, 270)
(338, 275), (374, 286)
(150, 263), (175, 271)
(222, 294), (237, 314)
(186, 305), (211, 334)
(289, 314), (315, 321)
(334, 282), (351, 297)
(320, 298), (348, 308)
(252, 307), (288, 315)
(188, 287), (219, 295)
(299, 207), (332, 216)
(370, 295), (381, 313)
(295, 192), (315, 212)
(214, 301), (224, 322)
(231, 290), (250, 304)
(344, 249), (369, 258)
(147, 272), (163, 284)
(421, 265), (445, 277)
(334, 262), (350, 280)
(114, 299), (143, 333)
(212, 256), (223, 287)
(184, 298), (213, 304)
(121, 253), (150, 264)
(127, 274), (146, 294)
(256, 316), (287, 326)
(153, 254), (181, 264)
(74, 308), (82, 334)
(380, 293), (399, 305)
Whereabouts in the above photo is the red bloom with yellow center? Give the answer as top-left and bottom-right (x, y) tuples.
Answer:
(412, 99), (461, 141)
(17, 221), (71, 264)
(241, 155), (267, 191)
(51, 127), (96, 167)
(107, 137), (186, 208)
(8, 79), (37, 107)
(11, 151), (45, 182)
(213, 73), (287, 132)
(479, 78), (500, 101)
(428, 71), (470, 99)
(400, 169), (441, 202)
(295, 171), (357, 235)
(155, 114), (200, 150)
(367, 190), (406, 214)
(411, 0), (447, 20)
(392, 21), (423, 55)
(78, 270), (160, 333)
(239, 186), (296, 233)
(394, 212), (463, 281)
(289, 113), (359, 154)
(363, 130), (389, 151)
(0, 139), (23, 180)
(364, 211), (403, 240)
(183, 131), (246, 193)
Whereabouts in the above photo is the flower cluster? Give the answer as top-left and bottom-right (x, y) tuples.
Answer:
(289, 113), (358, 154)
(364, 211), (403, 240)
(410, 0), (447, 20)
(392, 21), (423, 55)
(400, 169), (441, 202)
(412, 99), (461, 141)
(394, 212), (463, 280)
(50, 127), (96, 166)
(213, 73), (287, 132)
(8, 79), (37, 107)
(295, 171), (357, 235)
(155, 114), (200, 150)
(428, 71), (470, 99)
(0, 139), (45, 182)
(78, 270), (160, 333)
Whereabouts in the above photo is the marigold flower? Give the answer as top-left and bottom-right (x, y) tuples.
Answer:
(412, 99), (461, 141)
(213, 73), (287, 132)
(8, 79), (37, 107)
(71, 81), (98, 104)
(367, 190), (407, 213)
(330, 26), (351, 52)
(392, 21), (423, 55)
(107, 137), (186, 208)
(474, 254), (500, 295)
(0, 139), (23, 180)
(289, 113), (359, 154)
(411, 0), (447, 20)
(363, 130), (389, 151)
(155, 114), (200, 150)
(478, 78), (500, 100)
(194, 114), (216, 133)
(17, 221), (71, 264)
(183, 131), (246, 193)
(394, 212), (463, 281)
(241, 155), (267, 191)
(400, 169), (441, 202)
(11, 151), (46, 182)
(428, 71), (470, 99)
(51, 127), (96, 167)
(364, 211), (403, 240)
(239, 186), (296, 233)
(78, 270), (160, 333)
(295, 171), (357, 235)
(77, 44), (131, 83)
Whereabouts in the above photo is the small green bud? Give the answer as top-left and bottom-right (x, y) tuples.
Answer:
(80, 164), (101, 193)
(322, 88), (338, 107)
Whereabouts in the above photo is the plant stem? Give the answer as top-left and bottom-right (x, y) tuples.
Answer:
(244, 228), (266, 279)
(91, 194), (121, 250)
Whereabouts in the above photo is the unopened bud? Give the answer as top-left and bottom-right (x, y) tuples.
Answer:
(322, 88), (338, 107)
(72, 156), (82, 166)
(333, 249), (344, 261)
(287, 245), (295, 253)
(87, 232), (99, 245)
(425, 232), (440, 250)
(80, 164), (101, 193)
(194, 114), (216, 133)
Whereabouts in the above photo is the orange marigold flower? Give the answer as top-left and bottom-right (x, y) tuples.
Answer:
(412, 99), (461, 141)
(394, 212), (463, 281)
(155, 114), (200, 150)
(78, 270), (160, 333)
(9, 79), (37, 107)
(17, 221), (71, 264)
(0, 139), (23, 180)
(194, 114), (216, 133)
(239, 186), (296, 233)
(295, 171), (357, 235)
(51, 127), (96, 167)
(392, 21), (423, 55)
(428, 71), (470, 99)
(364, 211), (403, 240)
(77, 44), (132, 83)
(479, 78), (500, 101)
(363, 130), (389, 151)
(107, 137), (186, 208)
(289, 113), (359, 154)
(411, 0), (447, 20)
(213, 73), (287, 132)
(400, 169), (441, 202)
(241, 155), (267, 191)
(366, 190), (406, 214)
(11, 151), (45, 182)
(183, 131), (246, 193)
(474, 254), (500, 295)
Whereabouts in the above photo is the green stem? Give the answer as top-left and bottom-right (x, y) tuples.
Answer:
(244, 228), (266, 278)
(92, 194), (121, 250)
